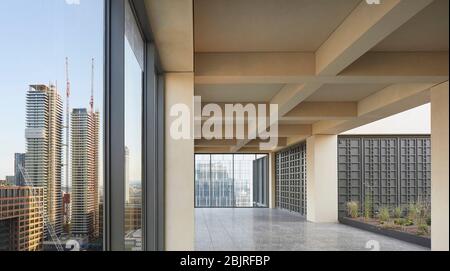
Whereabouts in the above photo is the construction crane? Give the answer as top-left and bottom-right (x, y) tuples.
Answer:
(65, 57), (70, 191)
(90, 58), (95, 112)
(18, 165), (64, 251)
(64, 57), (71, 228)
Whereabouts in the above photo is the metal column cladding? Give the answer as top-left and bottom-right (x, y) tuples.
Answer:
(275, 142), (307, 216)
(338, 135), (431, 217)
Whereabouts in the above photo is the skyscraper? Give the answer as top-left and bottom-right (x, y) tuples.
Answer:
(0, 186), (44, 251)
(14, 153), (25, 186)
(125, 146), (130, 204)
(25, 84), (63, 237)
(71, 108), (99, 239)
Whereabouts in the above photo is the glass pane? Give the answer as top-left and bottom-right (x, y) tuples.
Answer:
(233, 154), (257, 207)
(0, 0), (104, 251)
(124, 0), (143, 251)
(210, 155), (233, 207)
(195, 155), (211, 207)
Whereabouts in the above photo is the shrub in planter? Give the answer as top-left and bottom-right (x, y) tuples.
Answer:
(364, 196), (373, 220)
(379, 207), (390, 222)
(393, 206), (403, 219)
(394, 218), (413, 226)
(417, 224), (429, 236)
(408, 203), (419, 223)
(346, 201), (359, 218)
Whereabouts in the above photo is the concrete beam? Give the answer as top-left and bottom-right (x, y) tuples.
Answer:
(145, 0), (193, 72)
(312, 83), (436, 134)
(194, 139), (236, 147)
(284, 102), (357, 121)
(341, 52), (449, 77)
(195, 51), (447, 85)
(195, 52), (315, 79)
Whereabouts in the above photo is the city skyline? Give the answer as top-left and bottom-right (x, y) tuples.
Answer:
(0, 0), (104, 179)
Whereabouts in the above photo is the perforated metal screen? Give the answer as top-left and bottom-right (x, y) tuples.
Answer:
(338, 135), (431, 217)
(275, 142), (307, 215)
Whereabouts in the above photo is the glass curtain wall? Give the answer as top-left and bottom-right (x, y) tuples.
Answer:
(234, 155), (255, 207)
(195, 155), (211, 207)
(195, 154), (268, 208)
(124, 0), (144, 251)
(211, 155), (234, 207)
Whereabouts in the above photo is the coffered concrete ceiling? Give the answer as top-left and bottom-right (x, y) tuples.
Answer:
(146, 0), (449, 152)
(305, 84), (390, 102)
(372, 0), (449, 51)
(194, 0), (360, 52)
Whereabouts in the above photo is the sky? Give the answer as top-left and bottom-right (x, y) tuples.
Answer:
(343, 103), (431, 135)
(0, 0), (104, 179)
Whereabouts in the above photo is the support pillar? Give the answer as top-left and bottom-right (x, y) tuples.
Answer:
(165, 73), (194, 250)
(306, 135), (338, 222)
(431, 81), (449, 251)
(269, 152), (276, 208)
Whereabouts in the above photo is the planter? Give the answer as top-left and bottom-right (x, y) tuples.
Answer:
(339, 217), (431, 248)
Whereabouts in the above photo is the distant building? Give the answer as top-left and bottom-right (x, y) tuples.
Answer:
(0, 186), (44, 251)
(25, 84), (63, 237)
(125, 146), (130, 203)
(5, 176), (15, 185)
(70, 108), (99, 239)
(63, 193), (71, 233)
(125, 203), (141, 233)
(14, 153), (25, 186)
(98, 201), (103, 239)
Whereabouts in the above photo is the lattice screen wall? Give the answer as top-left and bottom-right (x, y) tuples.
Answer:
(338, 135), (431, 217)
(275, 142), (307, 215)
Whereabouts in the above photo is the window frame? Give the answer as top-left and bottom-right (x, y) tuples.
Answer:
(104, 0), (164, 251)
(194, 153), (269, 209)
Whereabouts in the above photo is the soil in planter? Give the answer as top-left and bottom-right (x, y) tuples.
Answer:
(350, 217), (431, 238)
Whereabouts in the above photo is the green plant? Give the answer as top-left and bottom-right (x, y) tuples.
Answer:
(409, 201), (431, 226)
(426, 217), (431, 226)
(379, 207), (390, 222)
(408, 203), (419, 223)
(394, 218), (414, 226)
(364, 195), (373, 220)
(346, 201), (359, 218)
(393, 206), (403, 219)
(417, 224), (429, 236)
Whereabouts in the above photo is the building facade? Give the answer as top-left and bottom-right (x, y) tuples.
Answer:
(70, 108), (99, 239)
(25, 84), (63, 237)
(14, 153), (25, 186)
(0, 186), (44, 251)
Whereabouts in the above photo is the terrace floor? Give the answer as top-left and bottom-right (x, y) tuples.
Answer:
(195, 208), (428, 251)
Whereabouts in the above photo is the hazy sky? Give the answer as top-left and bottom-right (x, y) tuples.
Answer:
(343, 103), (431, 135)
(0, 0), (104, 178)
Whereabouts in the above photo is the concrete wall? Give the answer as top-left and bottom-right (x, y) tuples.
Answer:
(306, 135), (338, 223)
(431, 82), (449, 251)
(165, 73), (194, 251)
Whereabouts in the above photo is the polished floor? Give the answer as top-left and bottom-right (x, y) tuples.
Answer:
(195, 208), (428, 251)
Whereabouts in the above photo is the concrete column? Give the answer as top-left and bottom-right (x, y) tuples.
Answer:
(306, 135), (338, 223)
(268, 152), (276, 208)
(431, 81), (449, 251)
(165, 73), (194, 251)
